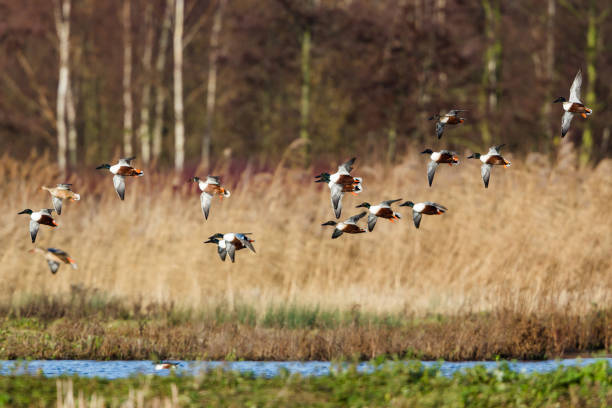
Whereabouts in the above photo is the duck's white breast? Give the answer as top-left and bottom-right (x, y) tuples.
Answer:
(431, 151), (441, 161)
(31, 212), (42, 221)
(413, 202), (426, 212)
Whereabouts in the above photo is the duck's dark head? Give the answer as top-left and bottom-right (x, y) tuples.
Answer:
(315, 173), (331, 183)
(467, 153), (481, 159)
(421, 148), (433, 155)
(96, 164), (110, 170)
(399, 201), (414, 208)
(204, 238), (220, 244)
(208, 233), (224, 240)
(189, 176), (200, 183)
(18, 209), (33, 215)
(321, 221), (337, 227)
(428, 114), (439, 121)
(553, 97), (566, 103)
(356, 202), (371, 209)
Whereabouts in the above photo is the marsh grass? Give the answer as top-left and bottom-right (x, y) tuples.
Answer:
(2, 148), (611, 317)
(3, 361), (612, 407)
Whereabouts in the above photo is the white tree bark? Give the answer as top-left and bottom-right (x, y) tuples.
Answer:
(152, 0), (174, 161)
(122, 0), (134, 157)
(54, 0), (71, 174)
(202, 0), (226, 167)
(138, 2), (154, 164)
(174, 0), (185, 171)
(67, 80), (77, 165)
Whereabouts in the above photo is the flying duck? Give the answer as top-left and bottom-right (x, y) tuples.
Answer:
(321, 211), (367, 239)
(96, 157), (144, 200)
(421, 149), (460, 187)
(467, 144), (511, 188)
(554, 69), (592, 137)
(189, 176), (231, 220)
(30, 247), (77, 274)
(356, 199), (402, 232)
(400, 201), (447, 229)
(207, 233), (255, 263)
(41, 184), (80, 215)
(428, 109), (466, 139)
(17, 208), (57, 243)
(315, 157), (363, 219)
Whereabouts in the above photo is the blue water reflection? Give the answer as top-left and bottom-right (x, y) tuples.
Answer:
(0, 358), (609, 380)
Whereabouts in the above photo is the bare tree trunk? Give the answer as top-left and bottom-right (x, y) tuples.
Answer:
(138, 2), (154, 165)
(479, 0), (500, 146)
(202, 0), (226, 167)
(299, 28), (311, 162)
(152, 0), (174, 161)
(174, 0), (185, 172)
(67, 80), (77, 165)
(122, 0), (133, 157)
(580, 0), (597, 165)
(54, 0), (71, 174)
(542, 0), (555, 148)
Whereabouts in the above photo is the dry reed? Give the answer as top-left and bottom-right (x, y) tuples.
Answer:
(1, 146), (611, 317)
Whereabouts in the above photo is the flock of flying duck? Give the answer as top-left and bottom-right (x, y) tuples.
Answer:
(18, 70), (590, 269)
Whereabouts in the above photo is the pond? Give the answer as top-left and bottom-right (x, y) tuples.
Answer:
(1, 358), (610, 380)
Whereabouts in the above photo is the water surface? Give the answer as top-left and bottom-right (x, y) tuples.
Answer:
(0, 359), (609, 380)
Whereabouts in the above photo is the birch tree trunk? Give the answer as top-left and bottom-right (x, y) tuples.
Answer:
(543, 0), (555, 147)
(122, 0), (134, 157)
(202, 0), (226, 167)
(174, 0), (185, 172)
(138, 2), (154, 165)
(299, 28), (311, 161)
(67, 80), (77, 165)
(152, 0), (174, 161)
(54, 0), (71, 174)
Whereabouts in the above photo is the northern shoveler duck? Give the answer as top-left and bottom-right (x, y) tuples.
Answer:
(17, 208), (57, 243)
(30, 247), (77, 274)
(356, 199), (402, 232)
(189, 176), (231, 220)
(554, 69), (592, 137)
(421, 149), (460, 187)
(428, 109), (466, 139)
(96, 157), (144, 200)
(399, 201), (447, 229)
(41, 184), (80, 215)
(321, 211), (367, 239)
(207, 233), (255, 263)
(315, 157), (363, 219)
(154, 362), (179, 370)
(467, 144), (511, 188)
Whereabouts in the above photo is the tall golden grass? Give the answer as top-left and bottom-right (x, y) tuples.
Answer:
(2, 145), (611, 317)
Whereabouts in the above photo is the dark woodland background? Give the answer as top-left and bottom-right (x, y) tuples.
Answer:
(0, 0), (610, 171)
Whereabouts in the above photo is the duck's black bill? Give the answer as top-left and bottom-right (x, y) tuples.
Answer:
(17, 209), (30, 214)
(321, 221), (336, 226)
(203, 239), (214, 244)
(467, 154), (475, 159)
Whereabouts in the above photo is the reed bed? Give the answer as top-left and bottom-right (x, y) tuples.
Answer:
(1, 147), (611, 318)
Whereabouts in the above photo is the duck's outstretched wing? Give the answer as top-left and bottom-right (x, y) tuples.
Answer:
(226, 243), (236, 263)
(561, 111), (574, 137)
(29, 220), (39, 243)
(217, 245), (227, 262)
(488, 144), (505, 155)
(51, 196), (63, 215)
(338, 157), (356, 174)
(331, 228), (343, 239)
(56, 184), (72, 190)
(424, 201), (447, 212)
(436, 122), (445, 139)
(200, 192), (213, 220)
(236, 234), (256, 253)
(367, 213), (378, 232)
(347, 211), (366, 224)
(206, 176), (221, 185)
(119, 156), (136, 165)
(381, 198), (402, 207)
(412, 211), (422, 229)
(113, 175), (126, 200)
(47, 260), (60, 274)
(330, 183), (343, 219)
(447, 109), (467, 116)
(481, 164), (492, 188)
(427, 161), (438, 187)
(569, 69), (582, 103)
